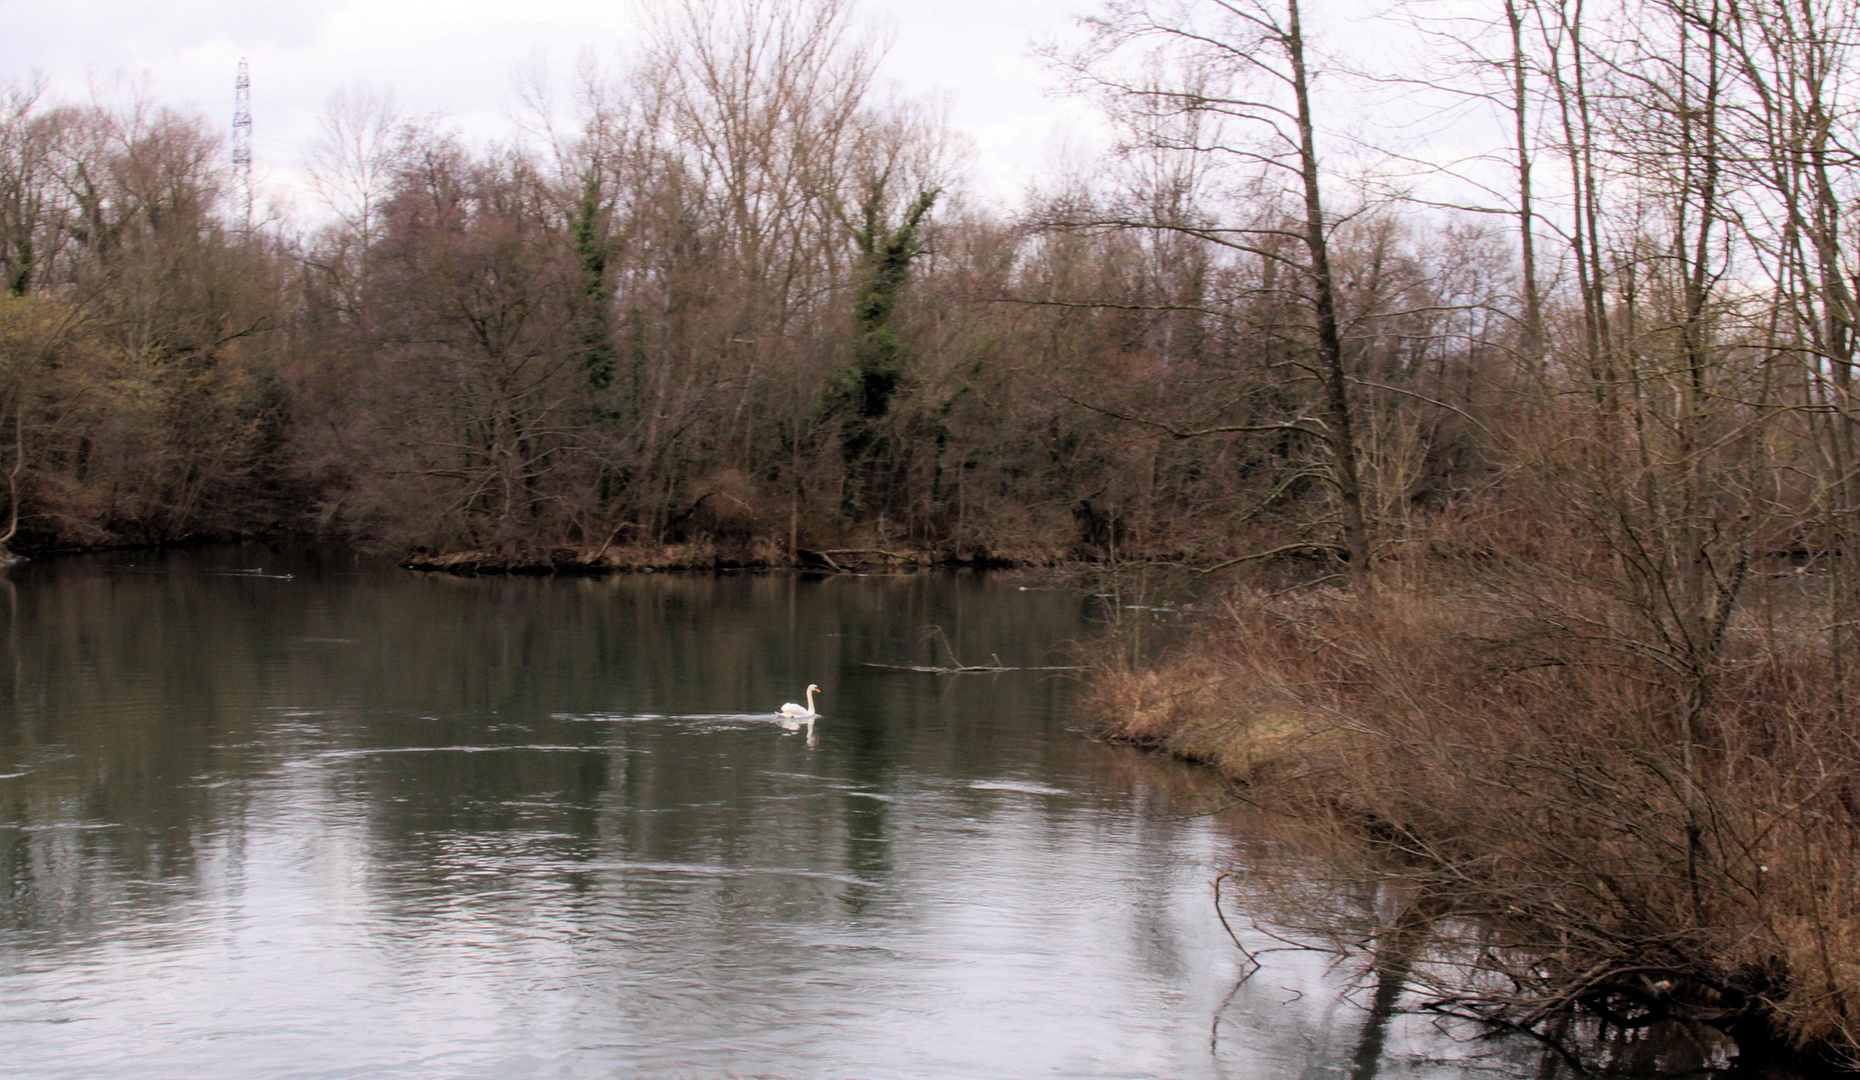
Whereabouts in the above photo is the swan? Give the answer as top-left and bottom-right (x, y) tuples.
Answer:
(779, 684), (821, 719)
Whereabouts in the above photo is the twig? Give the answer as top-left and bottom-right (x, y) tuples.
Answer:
(1213, 873), (1260, 966)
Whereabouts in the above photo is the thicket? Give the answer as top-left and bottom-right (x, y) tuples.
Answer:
(4, 0), (1860, 1062)
(1080, 0), (1860, 1067)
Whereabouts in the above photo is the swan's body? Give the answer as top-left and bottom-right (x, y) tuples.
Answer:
(779, 684), (821, 719)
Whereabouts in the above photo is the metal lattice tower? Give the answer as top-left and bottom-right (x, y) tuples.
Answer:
(232, 58), (253, 233)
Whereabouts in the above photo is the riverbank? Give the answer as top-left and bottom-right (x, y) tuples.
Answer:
(1090, 582), (1860, 1073)
(6, 532), (1066, 577)
(396, 540), (1060, 575)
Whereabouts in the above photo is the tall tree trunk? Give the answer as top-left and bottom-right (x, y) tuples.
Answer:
(1287, 0), (1374, 591)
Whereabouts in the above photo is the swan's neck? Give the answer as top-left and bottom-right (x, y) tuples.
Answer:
(805, 686), (816, 714)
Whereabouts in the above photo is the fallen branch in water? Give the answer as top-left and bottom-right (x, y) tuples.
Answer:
(822, 547), (922, 563)
(862, 660), (1082, 673)
(863, 624), (1082, 674)
(800, 548), (925, 572)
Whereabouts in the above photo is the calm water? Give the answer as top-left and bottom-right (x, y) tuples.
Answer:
(0, 547), (1766, 1078)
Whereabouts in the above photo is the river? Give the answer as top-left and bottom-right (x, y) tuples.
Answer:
(0, 546), (1780, 1078)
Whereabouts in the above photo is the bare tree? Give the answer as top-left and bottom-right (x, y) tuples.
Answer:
(305, 86), (407, 324)
(1048, 0), (1382, 588)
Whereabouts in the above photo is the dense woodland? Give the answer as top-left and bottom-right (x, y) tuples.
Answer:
(8, 0), (1860, 1065)
(0, 0), (1522, 570)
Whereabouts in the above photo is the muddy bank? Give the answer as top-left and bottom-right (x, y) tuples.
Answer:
(397, 541), (1057, 575)
(5, 530), (1091, 577)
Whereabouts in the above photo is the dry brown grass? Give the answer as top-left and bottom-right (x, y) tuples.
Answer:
(1095, 578), (1860, 1067)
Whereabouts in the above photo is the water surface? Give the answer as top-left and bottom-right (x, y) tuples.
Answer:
(0, 547), (1772, 1077)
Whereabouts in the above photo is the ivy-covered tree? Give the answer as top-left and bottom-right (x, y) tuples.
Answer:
(831, 180), (938, 520)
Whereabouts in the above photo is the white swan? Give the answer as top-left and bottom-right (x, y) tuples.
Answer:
(779, 684), (821, 719)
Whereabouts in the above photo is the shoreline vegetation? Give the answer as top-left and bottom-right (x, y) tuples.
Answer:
(1091, 568), (1860, 1075)
(2, 532), (1065, 574)
(6, 0), (1860, 1071)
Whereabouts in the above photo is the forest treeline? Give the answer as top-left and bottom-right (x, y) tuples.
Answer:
(8, 0), (1860, 1063)
(0, 0), (1347, 570)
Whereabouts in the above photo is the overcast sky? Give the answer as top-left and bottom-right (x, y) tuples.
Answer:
(0, 0), (1109, 212)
